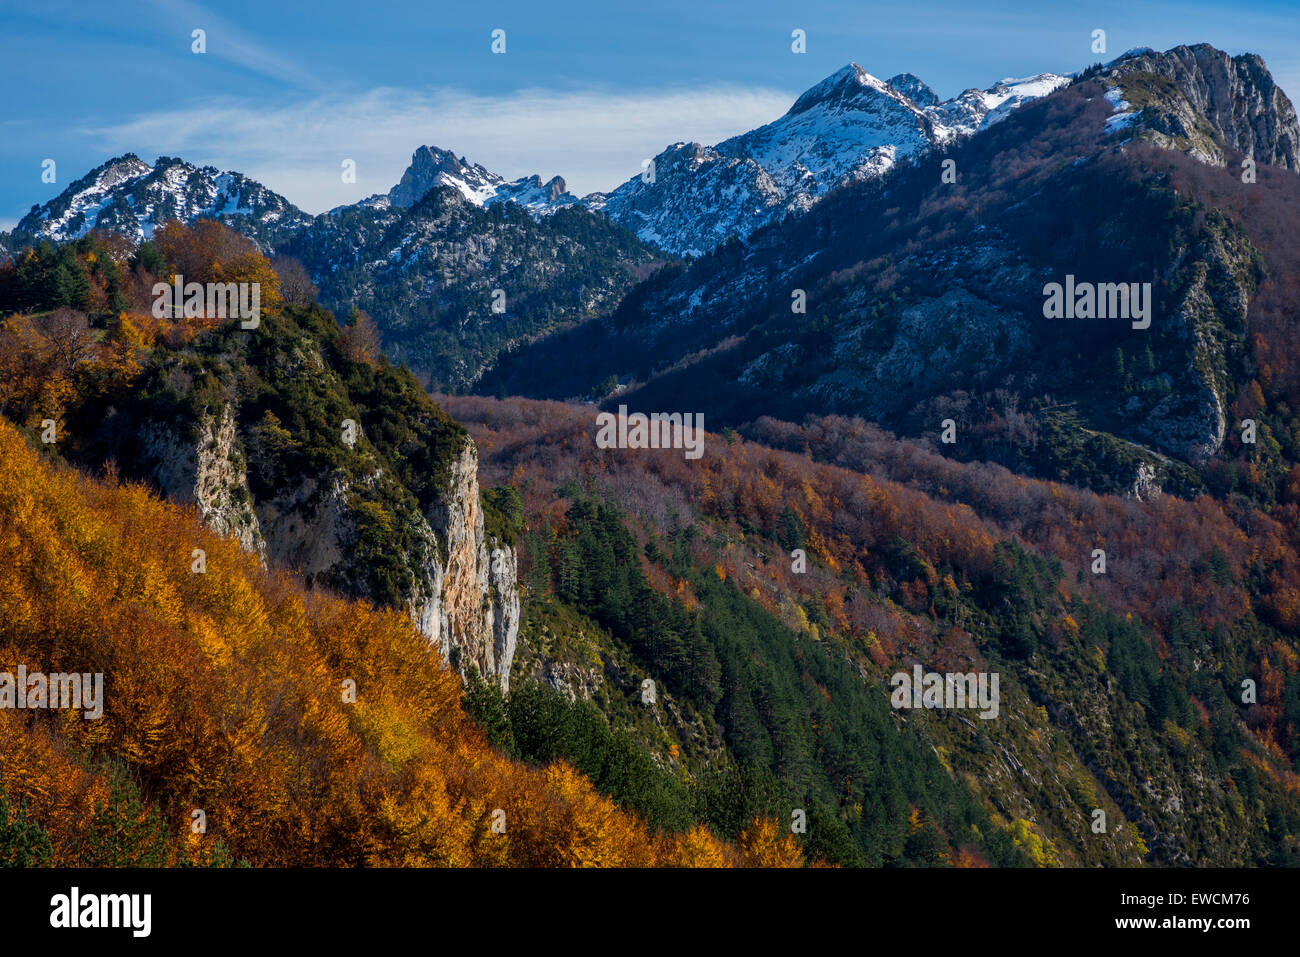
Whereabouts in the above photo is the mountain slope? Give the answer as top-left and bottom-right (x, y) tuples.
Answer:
(0, 415), (804, 867)
(15, 153), (311, 249)
(445, 391), (1300, 866)
(285, 184), (659, 388)
(480, 43), (1298, 498)
(587, 64), (1067, 256)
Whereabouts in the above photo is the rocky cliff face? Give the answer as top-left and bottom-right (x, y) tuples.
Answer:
(388, 146), (505, 207)
(1109, 44), (1300, 171)
(139, 404), (267, 562)
(139, 405), (519, 689)
(1133, 214), (1256, 464)
(421, 437), (519, 690)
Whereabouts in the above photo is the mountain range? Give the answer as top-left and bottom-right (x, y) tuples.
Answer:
(483, 43), (1300, 498)
(5, 40), (1300, 870)
(11, 63), (1071, 257)
(3, 61), (1076, 388)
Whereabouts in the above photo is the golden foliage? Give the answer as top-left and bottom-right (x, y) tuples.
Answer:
(737, 817), (804, 868)
(0, 420), (796, 867)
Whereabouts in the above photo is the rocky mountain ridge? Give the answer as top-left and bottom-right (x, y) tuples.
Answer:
(479, 43), (1296, 497)
(7, 62), (1071, 261)
(1105, 43), (1300, 170)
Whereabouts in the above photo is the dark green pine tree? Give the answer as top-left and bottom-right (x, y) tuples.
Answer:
(54, 259), (91, 309)
(0, 788), (54, 867)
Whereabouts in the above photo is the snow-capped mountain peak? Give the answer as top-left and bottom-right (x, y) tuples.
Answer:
(712, 62), (934, 203)
(388, 146), (505, 207)
(786, 62), (910, 116)
(887, 72), (940, 108)
(387, 145), (583, 214)
(16, 153), (308, 246)
(590, 62), (1069, 255)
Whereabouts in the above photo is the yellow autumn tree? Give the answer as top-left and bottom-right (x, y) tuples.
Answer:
(737, 817), (804, 868)
(0, 418), (806, 868)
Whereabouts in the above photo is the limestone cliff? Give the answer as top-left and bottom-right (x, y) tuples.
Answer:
(1110, 44), (1300, 171)
(139, 404), (267, 562)
(418, 436), (520, 691)
(139, 404), (519, 690)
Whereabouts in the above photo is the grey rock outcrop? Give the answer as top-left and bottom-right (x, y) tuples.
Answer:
(1110, 44), (1300, 170)
(139, 404), (267, 562)
(422, 437), (520, 689)
(142, 407), (519, 690)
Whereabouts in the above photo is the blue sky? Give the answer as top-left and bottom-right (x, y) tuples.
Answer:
(2, 0), (1298, 228)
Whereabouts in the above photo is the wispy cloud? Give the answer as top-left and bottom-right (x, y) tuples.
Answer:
(142, 0), (325, 91)
(76, 85), (795, 212)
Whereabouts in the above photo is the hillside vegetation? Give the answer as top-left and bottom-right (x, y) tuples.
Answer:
(445, 393), (1300, 867)
(0, 417), (802, 867)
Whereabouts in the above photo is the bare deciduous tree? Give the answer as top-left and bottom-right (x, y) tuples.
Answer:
(38, 308), (95, 375)
(271, 255), (319, 307)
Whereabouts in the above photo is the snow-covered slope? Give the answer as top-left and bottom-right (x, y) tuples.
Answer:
(925, 73), (1072, 142)
(13, 63), (1071, 261)
(492, 174), (583, 213)
(16, 154), (310, 247)
(585, 143), (784, 256)
(719, 64), (937, 203)
(385, 145), (582, 214)
(586, 63), (1069, 256)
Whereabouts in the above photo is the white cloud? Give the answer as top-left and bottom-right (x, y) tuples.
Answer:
(77, 85), (796, 213)
(142, 0), (324, 91)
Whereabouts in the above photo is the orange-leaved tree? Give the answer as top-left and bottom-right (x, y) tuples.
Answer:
(0, 418), (798, 868)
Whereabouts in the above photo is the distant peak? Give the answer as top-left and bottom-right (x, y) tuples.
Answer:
(99, 153), (152, 174)
(408, 145), (472, 172)
(989, 73), (1067, 91)
(542, 175), (568, 200)
(66, 154), (153, 195)
(888, 72), (939, 107)
(389, 145), (503, 207)
(151, 155), (196, 173)
(787, 62), (893, 116)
